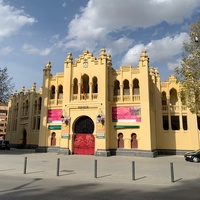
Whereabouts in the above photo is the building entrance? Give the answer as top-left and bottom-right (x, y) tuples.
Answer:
(21, 129), (27, 148)
(73, 116), (95, 155)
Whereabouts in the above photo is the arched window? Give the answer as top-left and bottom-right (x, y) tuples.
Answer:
(81, 74), (89, 93)
(38, 97), (42, 111)
(170, 88), (178, 105)
(118, 133), (124, 148)
(25, 100), (28, 115)
(15, 103), (19, 117)
(133, 79), (140, 95)
(162, 91), (167, 105)
(73, 78), (78, 94)
(50, 85), (55, 99)
(114, 80), (120, 96)
(58, 85), (63, 99)
(14, 103), (18, 131)
(22, 102), (25, 116)
(123, 79), (130, 95)
(34, 100), (37, 114)
(92, 76), (98, 93)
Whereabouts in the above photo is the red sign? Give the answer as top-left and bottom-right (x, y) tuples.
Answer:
(48, 109), (62, 123)
(74, 134), (95, 155)
(112, 106), (141, 122)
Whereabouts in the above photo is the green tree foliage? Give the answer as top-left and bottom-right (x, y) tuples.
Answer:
(0, 67), (14, 103)
(175, 19), (200, 114)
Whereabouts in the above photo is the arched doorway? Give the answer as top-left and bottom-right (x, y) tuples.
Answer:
(73, 116), (95, 155)
(131, 133), (138, 149)
(51, 132), (56, 146)
(22, 129), (27, 148)
(118, 133), (124, 148)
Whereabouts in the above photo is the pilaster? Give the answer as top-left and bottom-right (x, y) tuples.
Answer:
(37, 61), (52, 149)
(138, 50), (152, 150)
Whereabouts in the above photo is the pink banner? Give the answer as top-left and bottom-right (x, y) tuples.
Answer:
(48, 109), (62, 123)
(112, 106), (141, 122)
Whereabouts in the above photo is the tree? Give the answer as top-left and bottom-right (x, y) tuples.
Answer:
(0, 67), (14, 103)
(175, 19), (200, 114)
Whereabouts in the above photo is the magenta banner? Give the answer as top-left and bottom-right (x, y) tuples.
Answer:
(112, 106), (141, 122)
(48, 109), (62, 123)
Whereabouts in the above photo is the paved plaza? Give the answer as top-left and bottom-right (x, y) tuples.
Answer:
(0, 149), (200, 199)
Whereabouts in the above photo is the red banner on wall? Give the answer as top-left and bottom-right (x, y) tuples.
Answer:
(112, 106), (141, 122)
(48, 109), (62, 123)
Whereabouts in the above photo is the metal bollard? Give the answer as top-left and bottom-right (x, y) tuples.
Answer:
(132, 161), (135, 181)
(24, 157), (27, 174)
(170, 162), (174, 182)
(94, 159), (97, 178)
(57, 158), (60, 176)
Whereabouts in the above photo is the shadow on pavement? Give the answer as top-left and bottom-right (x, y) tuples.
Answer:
(0, 177), (200, 200)
(0, 148), (36, 155)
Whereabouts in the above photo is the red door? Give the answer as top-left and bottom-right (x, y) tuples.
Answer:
(74, 134), (95, 155)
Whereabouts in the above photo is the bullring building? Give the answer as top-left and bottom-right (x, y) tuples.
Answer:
(6, 49), (200, 157)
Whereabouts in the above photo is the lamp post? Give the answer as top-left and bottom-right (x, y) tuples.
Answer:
(194, 35), (200, 148)
(61, 105), (68, 122)
(195, 36), (199, 43)
(61, 115), (64, 122)
(97, 114), (101, 123)
(97, 114), (105, 125)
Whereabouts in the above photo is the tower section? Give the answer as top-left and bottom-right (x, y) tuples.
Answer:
(61, 49), (112, 156)
(36, 61), (52, 152)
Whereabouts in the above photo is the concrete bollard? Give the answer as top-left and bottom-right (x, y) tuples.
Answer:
(57, 158), (60, 176)
(132, 161), (135, 181)
(94, 159), (97, 178)
(170, 162), (174, 182)
(24, 157), (27, 174)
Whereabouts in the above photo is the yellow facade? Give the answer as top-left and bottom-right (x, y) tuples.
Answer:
(6, 49), (200, 157)
(0, 102), (8, 139)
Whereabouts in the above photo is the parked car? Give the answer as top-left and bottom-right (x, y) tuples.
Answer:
(184, 149), (200, 162)
(0, 140), (10, 150)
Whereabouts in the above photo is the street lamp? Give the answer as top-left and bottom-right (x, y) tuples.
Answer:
(96, 114), (105, 125)
(97, 114), (101, 123)
(195, 36), (198, 43)
(193, 35), (200, 148)
(61, 115), (64, 122)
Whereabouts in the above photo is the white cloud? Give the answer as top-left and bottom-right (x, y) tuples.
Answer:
(153, 0), (172, 3)
(22, 44), (52, 56)
(121, 32), (189, 68)
(121, 44), (145, 67)
(0, 0), (36, 41)
(167, 58), (182, 71)
(56, 0), (199, 54)
(0, 46), (14, 55)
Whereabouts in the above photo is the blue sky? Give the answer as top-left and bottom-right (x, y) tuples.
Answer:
(0, 0), (200, 92)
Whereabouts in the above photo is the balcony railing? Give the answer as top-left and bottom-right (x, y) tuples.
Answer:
(49, 99), (55, 105)
(57, 99), (63, 105)
(113, 96), (121, 102)
(181, 105), (187, 112)
(92, 93), (98, 100)
(72, 93), (98, 101)
(80, 93), (88, 100)
(133, 95), (140, 102)
(72, 94), (78, 100)
(123, 95), (130, 101)
(113, 95), (140, 102)
(162, 105), (188, 113)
